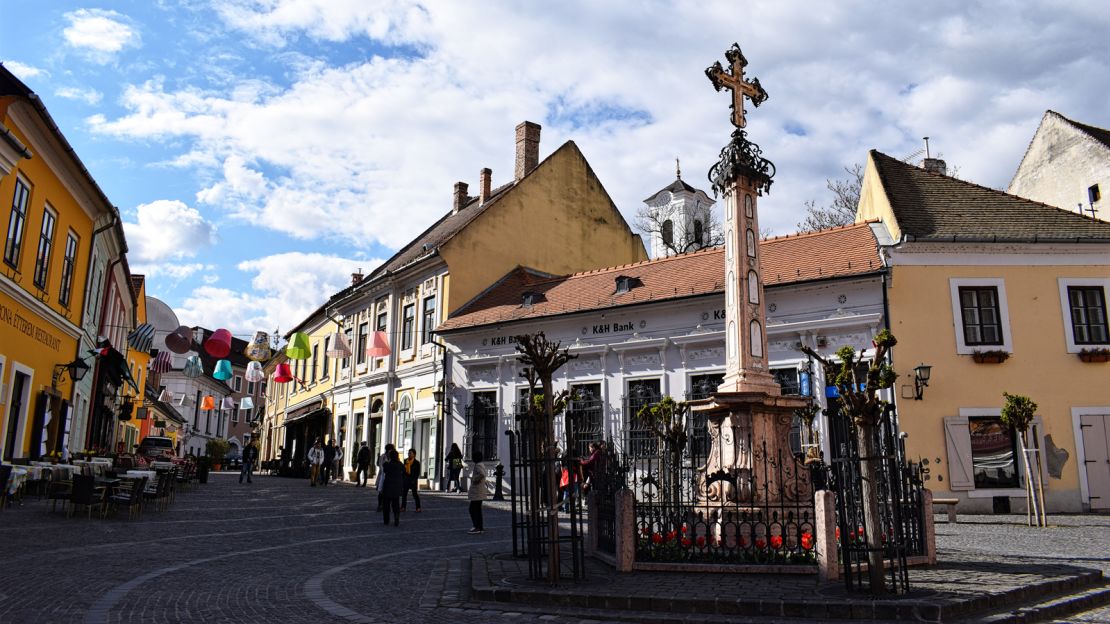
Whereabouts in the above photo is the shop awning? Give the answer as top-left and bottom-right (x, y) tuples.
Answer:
(284, 403), (329, 426)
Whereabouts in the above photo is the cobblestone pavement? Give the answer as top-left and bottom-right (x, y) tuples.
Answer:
(0, 475), (1107, 623)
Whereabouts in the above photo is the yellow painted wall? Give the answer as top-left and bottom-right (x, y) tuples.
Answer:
(440, 141), (647, 314)
(855, 152), (901, 240)
(890, 263), (1107, 504)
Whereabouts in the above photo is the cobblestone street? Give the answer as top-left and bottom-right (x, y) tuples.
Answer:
(1, 474), (1107, 623)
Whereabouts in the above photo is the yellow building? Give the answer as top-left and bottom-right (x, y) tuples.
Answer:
(116, 275), (152, 451)
(858, 150), (1110, 512)
(1, 65), (117, 461)
(323, 121), (648, 487)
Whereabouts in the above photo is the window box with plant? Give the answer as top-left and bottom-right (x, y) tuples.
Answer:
(971, 349), (1010, 364)
(1078, 347), (1110, 363)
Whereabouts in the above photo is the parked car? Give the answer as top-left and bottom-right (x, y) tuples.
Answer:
(137, 436), (175, 460)
(224, 451), (242, 470)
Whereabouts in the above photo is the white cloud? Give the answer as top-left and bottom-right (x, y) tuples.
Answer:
(55, 86), (103, 105)
(123, 199), (217, 263)
(2, 61), (45, 78)
(129, 262), (210, 282)
(63, 9), (140, 63)
(174, 252), (381, 334)
(87, 1), (1110, 243)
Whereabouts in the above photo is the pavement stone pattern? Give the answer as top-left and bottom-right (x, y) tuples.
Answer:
(0, 474), (1106, 623)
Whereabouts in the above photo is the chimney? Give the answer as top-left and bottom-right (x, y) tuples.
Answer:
(479, 168), (492, 204)
(923, 158), (947, 176)
(514, 121), (541, 181)
(350, 270), (363, 286)
(452, 181), (469, 214)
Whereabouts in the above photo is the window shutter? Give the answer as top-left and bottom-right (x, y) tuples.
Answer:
(944, 416), (975, 491)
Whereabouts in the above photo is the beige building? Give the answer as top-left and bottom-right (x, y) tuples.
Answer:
(1009, 110), (1109, 220)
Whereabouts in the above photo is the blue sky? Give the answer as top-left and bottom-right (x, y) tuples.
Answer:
(2, 1), (1107, 336)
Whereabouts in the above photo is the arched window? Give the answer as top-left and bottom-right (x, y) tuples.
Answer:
(747, 270), (759, 304)
(661, 220), (674, 247)
(398, 395), (413, 450)
(693, 220), (704, 246)
(750, 320), (764, 358)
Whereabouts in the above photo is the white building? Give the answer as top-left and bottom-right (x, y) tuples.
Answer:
(643, 168), (717, 258)
(1009, 110), (1109, 220)
(436, 221), (889, 475)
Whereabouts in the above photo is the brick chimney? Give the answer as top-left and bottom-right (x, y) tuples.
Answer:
(923, 158), (947, 176)
(452, 181), (469, 214)
(479, 168), (492, 205)
(350, 270), (363, 286)
(514, 121), (541, 182)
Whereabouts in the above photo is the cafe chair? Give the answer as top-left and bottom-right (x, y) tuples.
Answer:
(109, 477), (147, 520)
(46, 471), (72, 513)
(0, 465), (12, 512)
(144, 472), (172, 512)
(68, 475), (106, 519)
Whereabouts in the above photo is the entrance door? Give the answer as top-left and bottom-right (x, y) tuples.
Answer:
(369, 417), (382, 476)
(1081, 414), (1110, 510)
(415, 418), (431, 479)
(4, 372), (29, 460)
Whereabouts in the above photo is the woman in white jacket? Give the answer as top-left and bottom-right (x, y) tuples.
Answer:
(307, 440), (325, 486)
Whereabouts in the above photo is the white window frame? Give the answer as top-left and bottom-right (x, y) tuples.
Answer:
(1058, 278), (1110, 353)
(1072, 406), (1110, 507)
(957, 407), (1040, 498)
(948, 278), (1013, 354)
(4, 361), (34, 460)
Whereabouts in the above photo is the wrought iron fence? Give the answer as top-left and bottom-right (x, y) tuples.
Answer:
(826, 401), (925, 594)
(564, 394), (604, 458)
(623, 393), (661, 458)
(589, 441), (625, 555)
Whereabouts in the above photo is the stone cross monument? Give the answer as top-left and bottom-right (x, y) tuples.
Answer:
(693, 43), (812, 507)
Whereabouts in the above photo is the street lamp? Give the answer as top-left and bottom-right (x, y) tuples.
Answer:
(913, 363), (932, 400)
(52, 357), (90, 388)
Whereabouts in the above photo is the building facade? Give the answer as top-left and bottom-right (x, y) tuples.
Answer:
(1009, 111), (1109, 220)
(858, 149), (1110, 513)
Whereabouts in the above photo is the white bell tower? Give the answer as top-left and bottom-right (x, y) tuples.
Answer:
(643, 159), (716, 258)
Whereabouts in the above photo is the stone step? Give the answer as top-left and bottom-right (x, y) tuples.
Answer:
(967, 583), (1110, 624)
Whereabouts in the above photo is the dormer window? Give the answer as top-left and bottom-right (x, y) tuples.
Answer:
(615, 275), (638, 294)
(521, 291), (543, 307)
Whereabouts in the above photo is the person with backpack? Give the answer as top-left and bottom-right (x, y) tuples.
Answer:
(446, 443), (464, 493)
(355, 441), (371, 487)
(467, 452), (488, 534)
(401, 448), (422, 512)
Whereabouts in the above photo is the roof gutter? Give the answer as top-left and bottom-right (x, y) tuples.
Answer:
(1, 126), (32, 159)
(902, 234), (1110, 244)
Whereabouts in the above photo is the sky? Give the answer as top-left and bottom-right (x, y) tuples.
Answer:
(2, 1), (1107, 337)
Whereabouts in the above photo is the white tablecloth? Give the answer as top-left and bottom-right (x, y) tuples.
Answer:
(4, 466), (29, 495)
(125, 470), (157, 481)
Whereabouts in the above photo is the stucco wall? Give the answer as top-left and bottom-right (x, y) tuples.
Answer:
(1009, 113), (1110, 215)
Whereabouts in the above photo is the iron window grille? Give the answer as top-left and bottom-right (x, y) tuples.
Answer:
(465, 393), (499, 461)
(624, 379), (662, 457)
(565, 384), (604, 458)
(686, 373), (724, 459)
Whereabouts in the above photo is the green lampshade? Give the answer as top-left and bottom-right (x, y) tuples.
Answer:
(285, 332), (312, 360)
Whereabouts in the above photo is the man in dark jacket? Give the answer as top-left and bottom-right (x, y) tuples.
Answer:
(322, 440), (337, 486)
(400, 448), (422, 512)
(240, 442), (259, 484)
(355, 441), (372, 486)
(380, 449), (404, 526)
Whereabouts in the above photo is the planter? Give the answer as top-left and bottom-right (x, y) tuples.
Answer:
(971, 351), (1009, 364)
(1078, 351), (1110, 363)
(211, 463), (222, 472)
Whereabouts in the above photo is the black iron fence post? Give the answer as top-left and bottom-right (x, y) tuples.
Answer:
(493, 463), (505, 500)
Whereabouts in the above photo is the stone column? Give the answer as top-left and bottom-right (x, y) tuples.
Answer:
(815, 490), (839, 582)
(614, 488), (635, 572)
(923, 489), (937, 565)
(585, 490), (599, 556)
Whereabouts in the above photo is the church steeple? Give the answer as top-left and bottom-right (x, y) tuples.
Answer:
(642, 161), (716, 258)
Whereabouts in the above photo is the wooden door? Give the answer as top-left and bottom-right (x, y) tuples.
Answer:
(1081, 414), (1110, 510)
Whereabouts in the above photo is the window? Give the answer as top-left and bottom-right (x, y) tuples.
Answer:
(693, 219), (704, 246)
(232, 407), (239, 423)
(4, 178), (30, 268)
(615, 276), (631, 294)
(625, 378), (661, 457)
(311, 344), (318, 382)
(969, 417), (1019, 488)
(959, 286), (1003, 346)
(233, 376), (242, 392)
(771, 368), (801, 395)
(565, 383), (603, 457)
(342, 328), (353, 369)
(59, 232), (78, 307)
(401, 303), (415, 350)
(687, 374), (724, 458)
(1090, 184), (1101, 204)
(247, 380), (256, 395)
(33, 207), (56, 289)
(322, 336), (330, 378)
(374, 304), (388, 368)
(421, 296), (436, 345)
(1068, 286), (1108, 345)
(661, 220), (673, 247)
(397, 395), (413, 452)
(356, 322), (369, 365)
(465, 391), (498, 461)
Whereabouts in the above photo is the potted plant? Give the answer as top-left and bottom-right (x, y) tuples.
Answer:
(971, 349), (1010, 364)
(206, 439), (230, 472)
(1078, 347), (1110, 363)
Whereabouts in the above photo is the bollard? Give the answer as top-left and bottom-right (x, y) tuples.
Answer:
(493, 463), (505, 500)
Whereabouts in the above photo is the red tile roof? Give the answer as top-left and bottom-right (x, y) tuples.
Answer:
(438, 221), (882, 332)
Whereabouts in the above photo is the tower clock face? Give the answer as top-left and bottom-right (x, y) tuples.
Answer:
(744, 194), (754, 218)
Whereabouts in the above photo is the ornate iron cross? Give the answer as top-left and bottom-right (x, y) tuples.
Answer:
(706, 43), (768, 129)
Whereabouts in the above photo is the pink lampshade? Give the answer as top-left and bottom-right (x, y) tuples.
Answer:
(204, 328), (233, 358)
(273, 362), (294, 383)
(366, 331), (391, 357)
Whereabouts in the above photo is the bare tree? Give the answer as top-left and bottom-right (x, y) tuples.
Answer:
(634, 204), (724, 256)
(797, 163), (864, 233)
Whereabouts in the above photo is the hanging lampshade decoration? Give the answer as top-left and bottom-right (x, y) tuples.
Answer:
(220, 396), (236, 410)
(244, 360), (265, 382)
(244, 330), (271, 361)
(183, 355), (204, 378)
(239, 396), (255, 411)
(325, 331), (352, 358)
(367, 330), (391, 357)
(204, 328), (233, 358)
(165, 325), (194, 354)
(200, 395), (216, 411)
(149, 350), (173, 374)
(157, 388), (174, 403)
(213, 359), (233, 381)
(285, 332), (311, 360)
(273, 362), (294, 383)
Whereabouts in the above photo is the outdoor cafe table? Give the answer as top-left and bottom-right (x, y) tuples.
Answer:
(4, 465), (29, 495)
(26, 464), (76, 481)
(125, 470), (157, 482)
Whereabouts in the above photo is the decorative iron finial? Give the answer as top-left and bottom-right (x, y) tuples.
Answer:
(705, 43), (769, 129)
(675, 157), (681, 180)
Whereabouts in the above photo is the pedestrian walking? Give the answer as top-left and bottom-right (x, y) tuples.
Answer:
(375, 443), (396, 512)
(307, 440), (325, 487)
(322, 440), (337, 486)
(355, 441), (371, 486)
(333, 445), (344, 483)
(240, 441), (258, 484)
(467, 452), (488, 534)
(380, 448), (403, 526)
(401, 448), (422, 512)
(446, 443), (464, 492)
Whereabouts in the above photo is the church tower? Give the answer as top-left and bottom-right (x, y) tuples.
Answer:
(642, 160), (716, 258)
